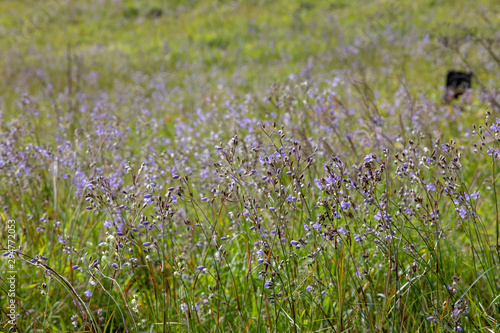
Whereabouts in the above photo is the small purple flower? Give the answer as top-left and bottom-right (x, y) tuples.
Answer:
(103, 220), (112, 228)
(354, 234), (362, 242)
(426, 316), (434, 321)
(180, 303), (188, 311)
(459, 206), (467, 218)
(471, 191), (480, 200)
(143, 242), (151, 247)
(364, 154), (374, 162)
(83, 290), (92, 297)
(340, 201), (350, 209)
(356, 269), (362, 278)
(256, 250), (265, 256)
(290, 240), (299, 246)
(321, 290), (328, 295)
(215, 146), (223, 151)
(269, 207), (275, 212)
(303, 223), (310, 231)
(72, 265), (79, 269)
(426, 183), (436, 192)
(306, 285), (313, 292)
(338, 227), (347, 234)
(313, 222), (322, 230)
(58, 235), (64, 244)
(197, 265), (205, 271)
(286, 195), (297, 202)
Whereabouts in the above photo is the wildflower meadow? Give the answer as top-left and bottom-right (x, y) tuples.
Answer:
(1, 0), (500, 332)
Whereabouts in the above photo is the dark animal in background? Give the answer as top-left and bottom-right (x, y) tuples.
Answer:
(445, 70), (473, 101)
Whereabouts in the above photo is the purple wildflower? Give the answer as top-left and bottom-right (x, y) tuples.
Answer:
(338, 227), (347, 234)
(459, 206), (467, 218)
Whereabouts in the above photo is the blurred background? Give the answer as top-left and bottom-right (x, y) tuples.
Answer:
(1, 0), (499, 116)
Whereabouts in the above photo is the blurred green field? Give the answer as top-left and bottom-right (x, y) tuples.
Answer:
(1, 0), (499, 103)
